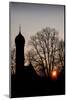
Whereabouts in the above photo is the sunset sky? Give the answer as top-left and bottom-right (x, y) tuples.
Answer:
(10, 2), (65, 48)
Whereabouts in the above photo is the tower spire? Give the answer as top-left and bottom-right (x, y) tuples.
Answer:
(19, 24), (21, 34)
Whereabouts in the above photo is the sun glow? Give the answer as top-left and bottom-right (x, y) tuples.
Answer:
(51, 70), (58, 80)
(52, 71), (57, 76)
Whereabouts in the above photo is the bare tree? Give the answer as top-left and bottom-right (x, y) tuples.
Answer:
(11, 47), (16, 74)
(58, 40), (64, 68)
(27, 27), (64, 77)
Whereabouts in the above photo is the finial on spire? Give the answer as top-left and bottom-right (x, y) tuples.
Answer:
(19, 24), (21, 34)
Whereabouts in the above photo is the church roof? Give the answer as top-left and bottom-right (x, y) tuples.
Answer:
(15, 25), (25, 44)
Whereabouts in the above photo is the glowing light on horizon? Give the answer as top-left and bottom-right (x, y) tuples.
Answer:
(51, 70), (58, 80)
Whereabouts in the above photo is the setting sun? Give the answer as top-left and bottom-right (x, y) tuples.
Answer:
(52, 70), (57, 76)
(51, 70), (58, 80)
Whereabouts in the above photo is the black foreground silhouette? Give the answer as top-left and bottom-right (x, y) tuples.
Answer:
(11, 27), (65, 98)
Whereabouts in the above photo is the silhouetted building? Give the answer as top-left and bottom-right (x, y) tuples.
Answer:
(11, 26), (65, 98)
(23, 62), (40, 80)
(15, 25), (25, 77)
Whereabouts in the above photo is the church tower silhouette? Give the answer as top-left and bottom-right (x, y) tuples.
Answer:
(15, 25), (25, 76)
